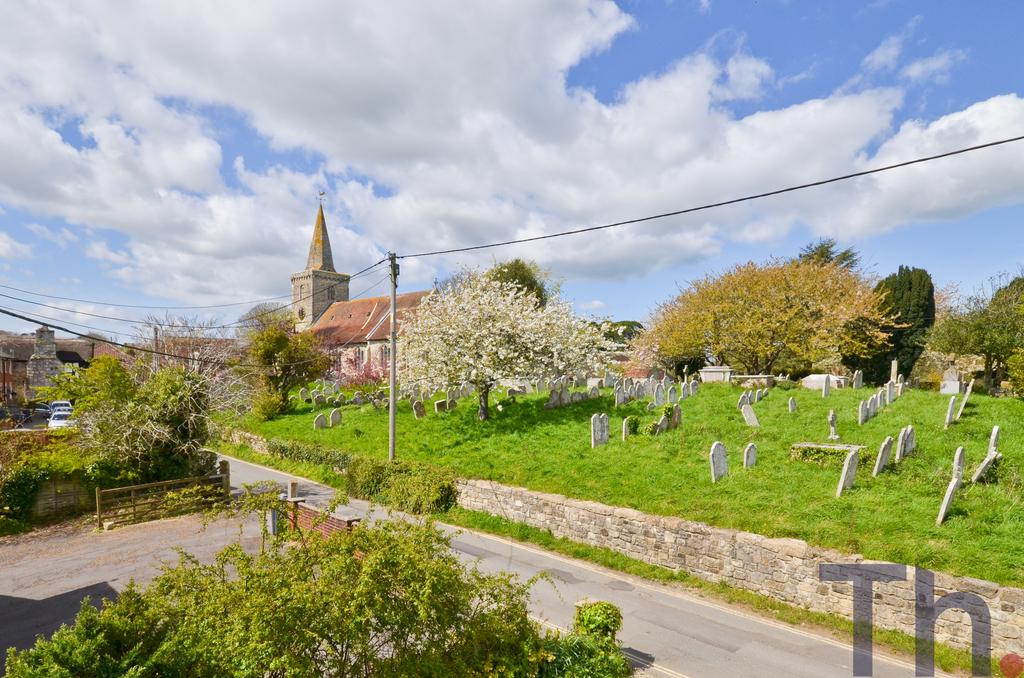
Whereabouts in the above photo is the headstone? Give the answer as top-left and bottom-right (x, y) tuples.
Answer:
(857, 400), (867, 425)
(313, 413), (326, 430)
(329, 408), (341, 427)
(827, 410), (839, 440)
(299, 387), (309, 401)
(590, 413), (610, 448)
(867, 395), (876, 418)
(337, 393), (347, 405)
(352, 392), (365, 405)
(668, 386), (678, 402)
(656, 414), (669, 434)
(588, 386), (600, 399)
(940, 366), (962, 395)
(894, 427), (909, 462)
(886, 380), (895, 404)
(988, 425), (1000, 457)
(743, 443), (757, 468)
(654, 384), (666, 406)
(447, 398), (458, 410)
(890, 359), (899, 384)
(622, 418), (631, 441)
(689, 381), (699, 396)
(709, 441), (728, 482)
(587, 377), (604, 390)
(788, 397), (797, 413)
(936, 447), (965, 525)
(737, 393), (747, 409)
(852, 370), (863, 389)
(943, 395), (957, 430)
(560, 383), (570, 406)
(970, 450), (1002, 484)
(741, 403), (759, 427)
(677, 386), (688, 402)
(905, 425), (916, 455)
(879, 388), (888, 408)
(822, 375), (831, 398)
(872, 436), (894, 477)
(412, 400), (426, 419)
(671, 404), (682, 428)
(614, 386), (626, 407)
(896, 382), (904, 398)
(314, 393), (326, 407)
(434, 399), (448, 413)
(955, 379), (974, 420)
(571, 392), (585, 403)
(835, 450), (859, 497)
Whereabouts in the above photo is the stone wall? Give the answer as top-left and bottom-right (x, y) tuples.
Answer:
(223, 428), (271, 454)
(457, 479), (1024, 657)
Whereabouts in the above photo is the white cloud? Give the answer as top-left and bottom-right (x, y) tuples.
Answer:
(697, 0), (711, 15)
(0, 232), (31, 259)
(900, 48), (968, 84)
(579, 299), (607, 311)
(862, 16), (921, 72)
(26, 223), (78, 248)
(0, 2), (1019, 308)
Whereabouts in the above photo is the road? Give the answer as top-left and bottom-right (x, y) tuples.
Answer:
(227, 454), (952, 678)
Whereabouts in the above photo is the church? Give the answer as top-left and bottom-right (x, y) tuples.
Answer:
(290, 206), (429, 377)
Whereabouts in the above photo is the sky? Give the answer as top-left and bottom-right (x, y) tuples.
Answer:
(0, 1), (1023, 339)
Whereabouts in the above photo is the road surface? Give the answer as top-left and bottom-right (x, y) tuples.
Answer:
(227, 454), (952, 678)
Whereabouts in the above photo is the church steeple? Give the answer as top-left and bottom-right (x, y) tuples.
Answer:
(306, 204), (336, 272)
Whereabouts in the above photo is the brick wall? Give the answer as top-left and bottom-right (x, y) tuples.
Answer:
(457, 478), (1024, 657)
(290, 503), (360, 538)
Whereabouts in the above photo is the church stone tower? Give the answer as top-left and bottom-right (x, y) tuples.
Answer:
(27, 326), (63, 400)
(291, 205), (349, 331)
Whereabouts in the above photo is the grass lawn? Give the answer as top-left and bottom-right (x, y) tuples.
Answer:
(241, 382), (1024, 586)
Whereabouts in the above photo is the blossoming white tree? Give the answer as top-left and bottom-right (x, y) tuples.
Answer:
(399, 272), (611, 420)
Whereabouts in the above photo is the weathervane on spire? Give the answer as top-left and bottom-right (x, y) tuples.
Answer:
(318, 190), (326, 205)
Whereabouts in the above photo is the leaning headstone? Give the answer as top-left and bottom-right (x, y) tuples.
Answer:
(955, 379), (974, 421)
(740, 403), (759, 427)
(835, 450), (859, 497)
(872, 436), (894, 477)
(313, 413), (326, 430)
(655, 414), (669, 434)
(894, 427), (909, 462)
(709, 442), (728, 483)
(937, 447), (965, 525)
(743, 443), (757, 469)
(434, 399), (448, 414)
(412, 400), (426, 419)
(737, 393), (748, 409)
(970, 449), (1002, 484)
(943, 395), (957, 430)
(827, 409), (839, 440)
(857, 400), (867, 426)
(590, 413), (609, 448)
(822, 375), (831, 398)
(788, 397), (797, 413)
(988, 425), (1000, 457)
(329, 408), (342, 427)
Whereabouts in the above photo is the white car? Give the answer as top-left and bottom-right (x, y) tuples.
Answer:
(47, 412), (77, 429)
(50, 400), (73, 413)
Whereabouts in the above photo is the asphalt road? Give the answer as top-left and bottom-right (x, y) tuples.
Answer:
(226, 454), (952, 678)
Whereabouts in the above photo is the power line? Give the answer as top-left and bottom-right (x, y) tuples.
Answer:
(397, 134), (1024, 259)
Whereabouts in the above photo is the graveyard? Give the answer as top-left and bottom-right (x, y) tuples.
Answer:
(240, 379), (1024, 587)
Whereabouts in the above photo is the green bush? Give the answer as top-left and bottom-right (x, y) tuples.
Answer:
(1008, 351), (1024, 396)
(267, 438), (351, 469)
(0, 515), (28, 536)
(539, 632), (631, 678)
(346, 457), (458, 514)
(642, 421), (660, 436)
(623, 416), (639, 435)
(251, 388), (286, 421)
(790, 444), (854, 467)
(0, 463), (49, 522)
(573, 601), (623, 639)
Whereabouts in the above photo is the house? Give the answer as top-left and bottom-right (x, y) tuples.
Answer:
(289, 206), (430, 377)
(0, 326), (98, 403)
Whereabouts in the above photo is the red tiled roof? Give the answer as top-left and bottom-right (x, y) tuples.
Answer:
(309, 290), (431, 346)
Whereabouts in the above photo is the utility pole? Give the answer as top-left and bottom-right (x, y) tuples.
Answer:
(388, 252), (399, 461)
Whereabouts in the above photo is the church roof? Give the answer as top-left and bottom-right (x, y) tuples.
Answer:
(309, 290), (431, 345)
(305, 204), (336, 272)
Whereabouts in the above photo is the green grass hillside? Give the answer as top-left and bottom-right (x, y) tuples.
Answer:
(241, 383), (1024, 586)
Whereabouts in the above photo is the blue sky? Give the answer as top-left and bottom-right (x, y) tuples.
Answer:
(0, 1), (1022, 337)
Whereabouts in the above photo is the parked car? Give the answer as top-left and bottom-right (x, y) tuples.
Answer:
(47, 411), (77, 429)
(50, 400), (73, 413)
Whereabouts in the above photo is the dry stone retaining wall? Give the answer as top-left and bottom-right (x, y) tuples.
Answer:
(457, 479), (1023, 656)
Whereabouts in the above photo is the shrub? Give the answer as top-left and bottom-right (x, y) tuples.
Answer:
(790, 444), (856, 467)
(0, 515), (28, 536)
(346, 457), (458, 514)
(642, 421), (660, 436)
(0, 463), (49, 522)
(623, 416), (640, 435)
(251, 388), (286, 421)
(267, 438), (351, 470)
(1008, 351), (1024, 396)
(573, 601), (623, 639)
(539, 632), (631, 678)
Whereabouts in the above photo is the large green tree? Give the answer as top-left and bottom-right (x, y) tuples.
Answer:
(928, 276), (1024, 389)
(797, 238), (861, 270)
(844, 266), (935, 383)
(246, 326), (331, 407)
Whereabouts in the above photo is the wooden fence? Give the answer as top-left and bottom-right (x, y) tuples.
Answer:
(95, 460), (230, 530)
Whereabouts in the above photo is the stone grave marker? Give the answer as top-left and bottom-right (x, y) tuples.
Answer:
(571, 392), (585, 403)
(788, 397), (797, 413)
(890, 359), (899, 384)
(560, 383), (570, 406)
(852, 370), (863, 389)
(314, 393), (326, 407)
(299, 387), (309, 402)
(743, 443), (757, 468)
(590, 413), (610, 448)
(337, 393), (347, 405)
(412, 400), (426, 419)
(835, 449), (859, 497)
(329, 409), (341, 427)
(822, 375), (831, 398)
(887, 381), (895, 403)
(654, 384), (666, 406)
(905, 425), (916, 455)
(447, 397), (458, 410)
(936, 447), (965, 525)
(827, 409), (839, 440)
(587, 377), (605, 390)
(970, 448), (1002, 484)
(940, 366), (962, 395)
(857, 400), (867, 425)
(894, 427), (909, 462)
(614, 386), (625, 407)
(988, 424), (1000, 456)
(741, 403), (759, 427)
(622, 418), (631, 441)
(352, 392), (365, 405)
(872, 436), (894, 477)
(671, 404), (682, 428)
(668, 385), (678, 402)
(955, 379), (974, 421)
(313, 413), (326, 430)
(689, 381), (699, 396)
(943, 395), (957, 430)
(656, 414), (669, 434)
(434, 399), (448, 414)
(677, 386), (688, 402)
(588, 386), (600, 399)
(709, 441), (728, 482)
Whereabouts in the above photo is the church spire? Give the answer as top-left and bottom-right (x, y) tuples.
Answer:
(305, 204), (336, 272)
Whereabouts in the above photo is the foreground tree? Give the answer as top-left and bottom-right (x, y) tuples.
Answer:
(648, 259), (893, 374)
(400, 273), (611, 420)
(843, 266), (936, 383)
(928, 276), (1024, 389)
